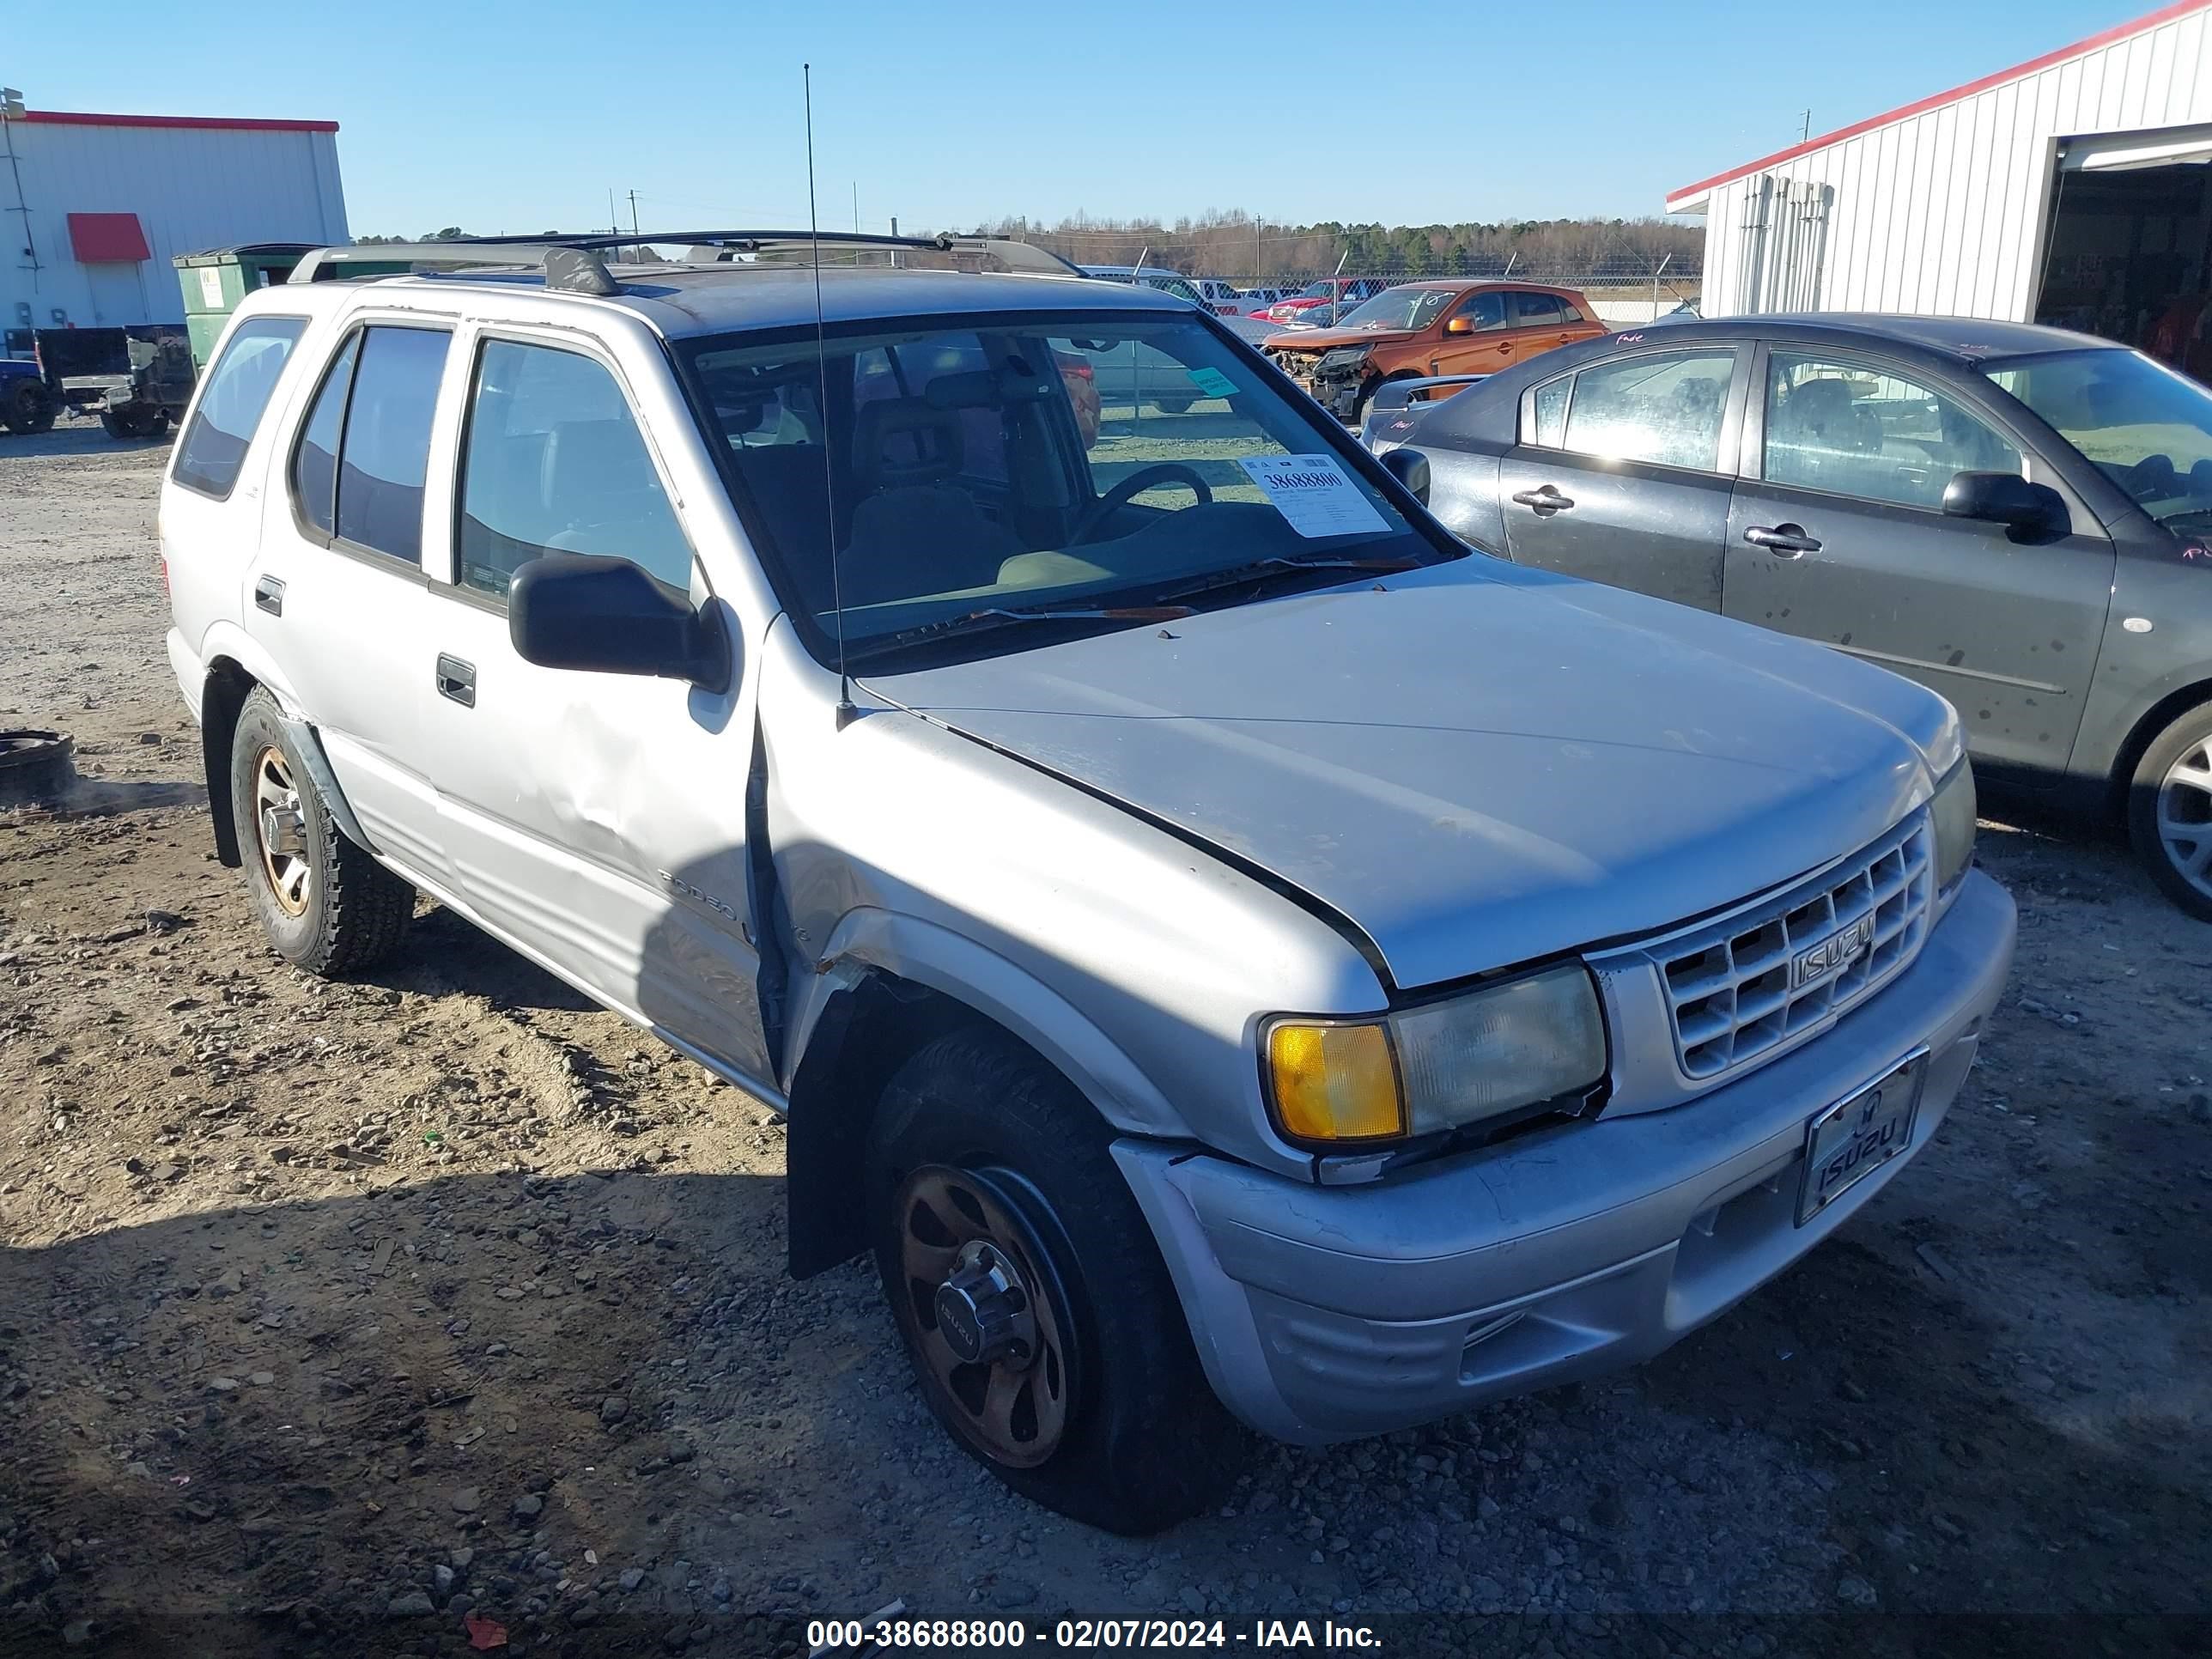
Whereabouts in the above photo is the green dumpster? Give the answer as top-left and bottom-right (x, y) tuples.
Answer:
(174, 244), (319, 371)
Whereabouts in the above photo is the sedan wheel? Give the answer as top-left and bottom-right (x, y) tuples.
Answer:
(2128, 701), (2212, 919)
(2155, 736), (2212, 901)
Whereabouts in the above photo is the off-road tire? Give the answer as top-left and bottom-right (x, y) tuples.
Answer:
(229, 688), (413, 974)
(865, 1025), (1243, 1534)
(2, 379), (55, 434)
(2127, 699), (2212, 921)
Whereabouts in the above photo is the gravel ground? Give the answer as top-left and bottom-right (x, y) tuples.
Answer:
(0, 424), (2208, 1657)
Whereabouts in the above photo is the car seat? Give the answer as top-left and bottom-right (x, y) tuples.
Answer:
(840, 398), (1021, 607)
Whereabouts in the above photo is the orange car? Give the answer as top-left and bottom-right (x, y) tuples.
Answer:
(1264, 280), (1606, 422)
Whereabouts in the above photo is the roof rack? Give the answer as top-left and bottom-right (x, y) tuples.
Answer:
(287, 230), (1083, 293)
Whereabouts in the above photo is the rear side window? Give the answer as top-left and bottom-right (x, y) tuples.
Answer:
(1511, 292), (1566, 327)
(337, 328), (450, 563)
(456, 338), (694, 599)
(1555, 349), (1737, 471)
(289, 325), (450, 564)
(171, 317), (307, 499)
(292, 332), (361, 538)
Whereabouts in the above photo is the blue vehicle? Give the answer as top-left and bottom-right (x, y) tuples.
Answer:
(0, 357), (55, 434)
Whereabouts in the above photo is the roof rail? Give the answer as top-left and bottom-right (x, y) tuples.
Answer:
(287, 230), (1082, 291)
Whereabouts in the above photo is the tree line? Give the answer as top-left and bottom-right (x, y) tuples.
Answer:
(970, 212), (1702, 284)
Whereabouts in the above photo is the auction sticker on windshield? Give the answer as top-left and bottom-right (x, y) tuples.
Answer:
(1188, 366), (1238, 398)
(1238, 453), (1389, 539)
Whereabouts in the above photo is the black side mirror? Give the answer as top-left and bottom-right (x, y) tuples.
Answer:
(1379, 446), (1431, 505)
(1942, 471), (2067, 538)
(509, 553), (731, 693)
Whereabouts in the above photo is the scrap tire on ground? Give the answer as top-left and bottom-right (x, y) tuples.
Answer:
(865, 1024), (1243, 1534)
(99, 410), (131, 441)
(2127, 697), (2212, 921)
(228, 687), (414, 975)
(2, 378), (55, 435)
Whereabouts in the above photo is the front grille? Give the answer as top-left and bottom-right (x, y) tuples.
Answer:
(1650, 813), (1933, 1080)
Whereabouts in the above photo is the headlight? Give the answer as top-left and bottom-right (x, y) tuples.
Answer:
(1931, 757), (1977, 896)
(1263, 965), (1607, 1146)
(1315, 347), (1369, 375)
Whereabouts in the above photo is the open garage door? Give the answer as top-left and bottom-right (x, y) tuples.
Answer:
(2035, 124), (2212, 379)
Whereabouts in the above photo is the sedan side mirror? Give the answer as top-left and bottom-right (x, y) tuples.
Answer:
(1942, 471), (2067, 538)
(509, 553), (732, 694)
(1379, 446), (1431, 504)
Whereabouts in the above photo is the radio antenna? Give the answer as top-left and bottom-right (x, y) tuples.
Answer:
(805, 63), (855, 729)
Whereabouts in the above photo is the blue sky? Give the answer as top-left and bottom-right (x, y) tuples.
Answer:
(10, 0), (2161, 237)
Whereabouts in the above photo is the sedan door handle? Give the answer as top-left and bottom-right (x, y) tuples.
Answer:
(253, 575), (285, 617)
(1743, 523), (1822, 556)
(435, 653), (477, 708)
(1511, 485), (1575, 514)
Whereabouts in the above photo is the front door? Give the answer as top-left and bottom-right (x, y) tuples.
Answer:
(1496, 343), (1747, 611)
(412, 327), (771, 1079)
(1723, 348), (2116, 782)
(1430, 289), (1514, 378)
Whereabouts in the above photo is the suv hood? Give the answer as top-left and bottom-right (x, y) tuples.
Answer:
(862, 562), (1946, 991)
(1267, 325), (1417, 355)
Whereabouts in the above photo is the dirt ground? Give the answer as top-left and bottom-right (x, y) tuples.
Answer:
(1, 423), (2208, 1657)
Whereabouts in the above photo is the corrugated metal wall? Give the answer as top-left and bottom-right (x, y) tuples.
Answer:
(1683, 4), (2212, 319)
(1, 119), (348, 332)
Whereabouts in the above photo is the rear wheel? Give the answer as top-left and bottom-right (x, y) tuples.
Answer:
(2127, 700), (2212, 920)
(865, 1026), (1241, 1534)
(2, 378), (54, 434)
(228, 688), (414, 974)
(1152, 394), (1195, 416)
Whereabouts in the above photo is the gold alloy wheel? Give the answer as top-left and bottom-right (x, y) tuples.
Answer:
(894, 1164), (1073, 1468)
(252, 745), (313, 918)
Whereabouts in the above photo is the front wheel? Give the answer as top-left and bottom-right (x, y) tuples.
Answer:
(2127, 700), (2212, 920)
(866, 1026), (1241, 1534)
(229, 688), (415, 973)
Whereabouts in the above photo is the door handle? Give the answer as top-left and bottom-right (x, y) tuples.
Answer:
(1498, 341), (1516, 354)
(435, 653), (477, 708)
(1511, 485), (1575, 514)
(253, 575), (285, 617)
(1743, 523), (1822, 556)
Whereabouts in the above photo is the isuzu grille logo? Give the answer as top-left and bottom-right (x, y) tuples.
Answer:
(1792, 915), (1875, 989)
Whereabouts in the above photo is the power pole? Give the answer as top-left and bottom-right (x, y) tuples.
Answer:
(1801, 109), (1812, 143)
(627, 189), (641, 237)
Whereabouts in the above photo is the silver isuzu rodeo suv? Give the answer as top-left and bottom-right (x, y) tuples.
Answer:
(157, 233), (2014, 1534)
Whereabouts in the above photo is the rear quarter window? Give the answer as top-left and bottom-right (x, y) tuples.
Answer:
(171, 317), (309, 499)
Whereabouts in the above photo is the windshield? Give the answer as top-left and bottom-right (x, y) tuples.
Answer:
(683, 314), (1437, 659)
(1334, 289), (1451, 332)
(1986, 348), (2212, 528)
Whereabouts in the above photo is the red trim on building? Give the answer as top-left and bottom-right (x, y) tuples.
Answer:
(21, 109), (338, 134)
(66, 212), (152, 263)
(1665, 0), (2212, 209)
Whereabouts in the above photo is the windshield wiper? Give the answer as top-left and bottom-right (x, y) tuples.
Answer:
(856, 599), (1195, 653)
(1157, 552), (1426, 605)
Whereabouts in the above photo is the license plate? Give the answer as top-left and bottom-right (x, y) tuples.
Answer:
(1796, 1053), (1925, 1225)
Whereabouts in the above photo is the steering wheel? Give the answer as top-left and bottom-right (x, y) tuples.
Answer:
(1071, 464), (1213, 545)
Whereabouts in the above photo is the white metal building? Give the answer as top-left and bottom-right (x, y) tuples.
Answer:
(1667, 0), (2212, 361)
(1, 107), (347, 349)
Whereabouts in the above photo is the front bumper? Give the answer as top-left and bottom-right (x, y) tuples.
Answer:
(1115, 868), (2015, 1444)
